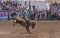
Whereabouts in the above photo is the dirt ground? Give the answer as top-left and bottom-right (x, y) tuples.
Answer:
(0, 20), (60, 38)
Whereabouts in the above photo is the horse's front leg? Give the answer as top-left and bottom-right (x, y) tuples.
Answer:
(13, 22), (16, 27)
(26, 26), (31, 34)
(13, 20), (17, 27)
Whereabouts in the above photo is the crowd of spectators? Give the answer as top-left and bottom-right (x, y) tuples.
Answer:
(0, 1), (60, 20)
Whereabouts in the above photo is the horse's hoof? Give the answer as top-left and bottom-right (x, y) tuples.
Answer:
(28, 32), (31, 34)
(29, 33), (31, 34)
(13, 25), (15, 27)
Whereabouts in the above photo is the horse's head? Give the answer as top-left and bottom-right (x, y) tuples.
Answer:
(31, 22), (36, 29)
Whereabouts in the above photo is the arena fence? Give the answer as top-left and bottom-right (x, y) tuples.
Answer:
(0, 11), (60, 21)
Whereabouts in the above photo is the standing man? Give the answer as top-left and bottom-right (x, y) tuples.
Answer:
(32, 5), (35, 20)
(28, 1), (31, 19)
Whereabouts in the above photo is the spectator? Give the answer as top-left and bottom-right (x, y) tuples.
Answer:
(41, 9), (46, 20)
(46, 8), (50, 20)
(32, 5), (35, 10)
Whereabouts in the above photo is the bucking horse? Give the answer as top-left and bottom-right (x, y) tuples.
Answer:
(10, 13), (36, 33)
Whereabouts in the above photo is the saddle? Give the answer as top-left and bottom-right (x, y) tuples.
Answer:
(16, 16), (26, 23)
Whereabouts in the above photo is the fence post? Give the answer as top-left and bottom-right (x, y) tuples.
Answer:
(7, 11), (10, 21)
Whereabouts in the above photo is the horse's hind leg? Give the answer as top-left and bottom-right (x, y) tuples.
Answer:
(26, 26), (31, 34)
